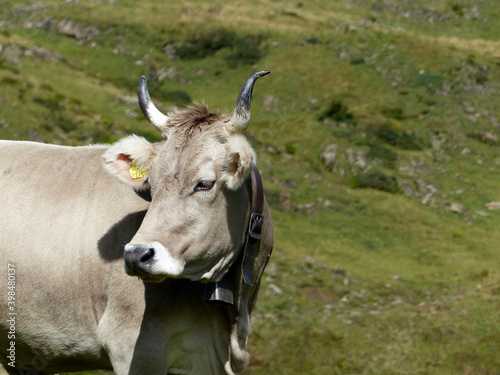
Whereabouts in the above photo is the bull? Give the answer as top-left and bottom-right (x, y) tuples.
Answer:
(0, 71), (273, 374)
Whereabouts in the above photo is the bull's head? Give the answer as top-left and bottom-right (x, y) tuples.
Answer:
(102, 71), (270, 283)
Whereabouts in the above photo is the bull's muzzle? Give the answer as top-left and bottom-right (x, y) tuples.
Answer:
(123, 244), (154, 277)
(123, 242), (185, 279)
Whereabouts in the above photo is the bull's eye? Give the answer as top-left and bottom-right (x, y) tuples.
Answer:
(194, 179), (216, 192)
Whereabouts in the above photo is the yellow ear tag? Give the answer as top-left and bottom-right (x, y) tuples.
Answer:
(129, 164), (148, 180)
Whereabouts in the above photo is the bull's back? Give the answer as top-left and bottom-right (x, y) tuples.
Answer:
(0, 140), (148, 371)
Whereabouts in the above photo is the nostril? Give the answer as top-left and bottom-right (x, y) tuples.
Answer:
(140, 247), (155, 263)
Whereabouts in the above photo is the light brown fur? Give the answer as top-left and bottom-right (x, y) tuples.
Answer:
(0, 100), (272, 374)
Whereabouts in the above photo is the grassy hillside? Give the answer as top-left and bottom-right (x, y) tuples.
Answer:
(1, 0), (499, 374)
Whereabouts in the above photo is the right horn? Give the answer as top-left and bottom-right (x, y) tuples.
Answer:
(138, 76), (171, 136)
(227, 70), (270, 134)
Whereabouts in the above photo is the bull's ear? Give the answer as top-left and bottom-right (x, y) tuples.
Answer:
(222, 135), (256, 190)
(102, 135), (157, 188)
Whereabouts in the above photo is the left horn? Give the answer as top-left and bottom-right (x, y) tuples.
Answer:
(227, 70), (270, 133)
(138, 76), (170, 135)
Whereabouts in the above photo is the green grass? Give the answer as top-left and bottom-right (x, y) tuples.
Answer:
(1, 0), (499, 374)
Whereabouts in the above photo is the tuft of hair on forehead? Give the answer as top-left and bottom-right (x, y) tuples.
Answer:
(168, 103), (229, 138)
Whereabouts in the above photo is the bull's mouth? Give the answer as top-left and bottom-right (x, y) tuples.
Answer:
(124, 259), (149, 278)
(138, 275), (166, 283)
(124, 262), (164, 283)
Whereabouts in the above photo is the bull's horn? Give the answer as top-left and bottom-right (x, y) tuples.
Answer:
(227, 70), (270, 133)
(138, 76), (170, 134)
